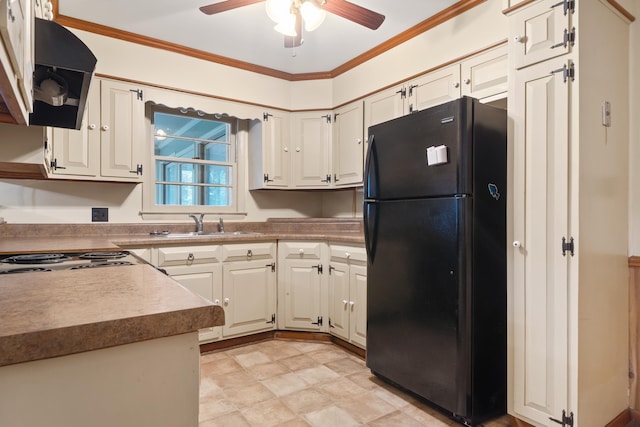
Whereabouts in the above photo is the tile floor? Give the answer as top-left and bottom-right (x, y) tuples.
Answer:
(199, 339), (510, 426)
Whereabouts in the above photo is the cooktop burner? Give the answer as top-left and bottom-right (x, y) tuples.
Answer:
(0, 251), (145, 274)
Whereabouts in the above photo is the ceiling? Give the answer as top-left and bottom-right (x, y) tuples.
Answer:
(57, 0), (460, 76)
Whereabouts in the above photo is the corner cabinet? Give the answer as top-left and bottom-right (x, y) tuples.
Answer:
(44, 78), (145, 182)
(278, 241), (328, 332)
(328, 243), (367, 349)
(508, 1), (630, 426)
(249, 110), (291, 189)
(332, 101), (364, 186)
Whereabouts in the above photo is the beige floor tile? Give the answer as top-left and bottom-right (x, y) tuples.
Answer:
(240, 398), (297, 427)
(306, 347), (349, 364)
(201, 355), (243, 377)
(296, 365), (341, 385)
(246, 360), (290, 381)
(259, 340), (305, 360)
(336, 390), (397, 424)
(211, 370), (257, 389)
(261, 372), (309, 397)
(367, 410), (430, 427)
(234, 350), (272, 368)
(280, 388), (334, 415)
(224, 382), (275, 408)
(199, 411), (251, 427)
(199, 396), (237, 423)
(304, 405), (360, 427)
(324, 357), (366, 376)
(280, 353), (321, 371)
(316, 377), (368, 400)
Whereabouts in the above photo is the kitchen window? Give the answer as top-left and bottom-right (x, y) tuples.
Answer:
(144, 105), (238, 214)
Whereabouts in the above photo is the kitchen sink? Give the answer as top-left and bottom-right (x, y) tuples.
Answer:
(159, 231), (262, 238)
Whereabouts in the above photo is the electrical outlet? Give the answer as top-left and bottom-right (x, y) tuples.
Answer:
(92, 207), (109, 222)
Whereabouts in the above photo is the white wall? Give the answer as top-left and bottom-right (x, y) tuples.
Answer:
(0, 0), (510, 224)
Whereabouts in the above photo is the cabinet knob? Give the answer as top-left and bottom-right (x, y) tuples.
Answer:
(356, 138), (362, 144)
(345, 252), (350, 258)
(349, 301), (355, 309)
(296, 147), (301, 152)
(464, 78), (471, 85)
(342, 299), (349, 307)
(224, 298), (230, 305)
(453, 82), (460, 88)
(284, 147), (289, 152)
(101, 125), (109, 131)
(247, 249), (253, 258)
(514, 35), (525, 43)
(513, 241), (522, 248)
(187, 253), (194, 261)
(214, 299), (220, 305)
(299, 248), (304, 255)
(88, 123), (96, 130)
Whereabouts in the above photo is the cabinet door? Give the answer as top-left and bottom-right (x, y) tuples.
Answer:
(328, 261), (350, 341)
(364, 85), (405, 136)
(349, 263), (367, 349)
(510, 0), (572, 69)
(262, 110), (290, 187)
(407, 64), (461, 113)
(511, 57), (570, 425)
(280, 259), (323, 331)
(461, 45), (508, 100)
(47, 81), (100, 177)
(164, 263), (223, 343)
(332, 101), (364, 186)
(222, 259), (276, 338)
(100, 79), (144, 180)
(291, 112), (331, 187)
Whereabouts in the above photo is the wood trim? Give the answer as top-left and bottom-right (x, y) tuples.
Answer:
(52, 0), (488, 82)
(0, 162), (47, 180)
(510, 410), (631, 427)
(629, 256), (640, 268)
(503, 0), (635, 21)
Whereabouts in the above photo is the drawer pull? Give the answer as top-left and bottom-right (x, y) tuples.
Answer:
(187, 253), (194, 263)
(299, 248), (304, 255)
(247, 249), (253, 258)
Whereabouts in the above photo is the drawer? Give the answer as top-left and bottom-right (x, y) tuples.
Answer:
(222, 242), (276, 262)
(329, 244), (366, 263)
(157, 245), (223, 266)
(278, 241), (324, 260)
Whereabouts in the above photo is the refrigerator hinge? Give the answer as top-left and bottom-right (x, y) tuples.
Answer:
(312, 264), (323, 274)
(311, 316), (323, 326)
(266, 313), (276, 324)
(550, 410), (574, 427)
(562, 237), (575, 257)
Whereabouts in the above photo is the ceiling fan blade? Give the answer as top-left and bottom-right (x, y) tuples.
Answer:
(284, 11), (303, 48)
(199, 0), (263, 15)
(322, 0), (385, 30)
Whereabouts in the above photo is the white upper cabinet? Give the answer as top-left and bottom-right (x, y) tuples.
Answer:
(461, 44), (508, 100)
(510, 0), (572, 69)
(363, 84), (406, 135)
(0, 0), (33, 125)
(291, 111), (332, 187)
(249, 110), (291, 189)
(332, 101), (364, 186)
(407, 64), (461, 113)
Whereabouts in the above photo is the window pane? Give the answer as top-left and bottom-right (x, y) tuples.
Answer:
(155, 184), (232, 207)
(205, 165), (232, 185)
(154, 112), (229, 142)
(154, 137), (229, 162)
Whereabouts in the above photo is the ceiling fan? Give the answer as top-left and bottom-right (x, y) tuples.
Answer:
(199, 0), (386, 48)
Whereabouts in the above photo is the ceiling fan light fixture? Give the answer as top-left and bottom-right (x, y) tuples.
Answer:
(300, 1), (325, 32)
(274, 12), (297, 36)
(265, 0), (292, 24)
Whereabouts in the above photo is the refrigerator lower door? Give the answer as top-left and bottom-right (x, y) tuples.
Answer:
(366, 196), (471, 418)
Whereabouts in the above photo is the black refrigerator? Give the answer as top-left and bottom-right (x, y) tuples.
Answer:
(364, 97), (506, 426)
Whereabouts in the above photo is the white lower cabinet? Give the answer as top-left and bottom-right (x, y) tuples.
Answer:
(278, 241), (327, 332)
(328, 243), (367, 349)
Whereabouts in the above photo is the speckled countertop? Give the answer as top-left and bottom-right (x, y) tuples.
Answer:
(0, 218), (363, 367)
(0, 265), (223, 367)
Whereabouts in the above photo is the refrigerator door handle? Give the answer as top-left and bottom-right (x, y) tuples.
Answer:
(364, 134), (377, 200)
(363, 201), (377, 263)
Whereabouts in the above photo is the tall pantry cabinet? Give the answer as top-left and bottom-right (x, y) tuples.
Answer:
(507, 1), (630, 426)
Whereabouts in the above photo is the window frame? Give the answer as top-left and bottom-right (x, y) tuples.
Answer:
(142, 104), (240, 215)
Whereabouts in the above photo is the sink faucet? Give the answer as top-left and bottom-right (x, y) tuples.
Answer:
(218, 217), (225, 233)
(189, 214), (205, 233)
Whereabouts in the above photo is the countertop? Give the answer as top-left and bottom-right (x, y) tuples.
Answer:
(0, 264), (224, 367)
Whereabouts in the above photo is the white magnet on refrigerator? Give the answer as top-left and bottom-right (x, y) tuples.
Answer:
(435, 145), (448, 164)
(426, 146), (437, 165)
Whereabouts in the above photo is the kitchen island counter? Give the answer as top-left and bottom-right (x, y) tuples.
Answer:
(0, 263), (224, 367)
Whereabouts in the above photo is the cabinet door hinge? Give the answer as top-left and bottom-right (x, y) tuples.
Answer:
(408, 84), (418, 97)
(266, 262), (276, 272)
(550, 27), (576, 50)
(321, 174), (332, 183)
(263, 112), (273, 122)
(333, 113), (340, 122)
(264, 173), (274, 183)
(550, 0), (575, 15)
(328, 317), (334, 328)
(266, 313), (276, 324)
(311, 316), (323, 326)
(321, 114), (332, 124)
(129, 89), (143, 101)
(50, 158), (66, 170)
(550, 410), (574, 427)
(329, 265), (335, 275)
(129, 164), (143, 175)
(396, 87), (406, 99)
(550, 61), (575, 83)
(312, 264), (323, 274)
(562, 236), (575, 257)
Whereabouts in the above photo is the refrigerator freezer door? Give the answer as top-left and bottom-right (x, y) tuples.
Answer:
(364, 98), (473, 201)
(366, 196), (471, 417)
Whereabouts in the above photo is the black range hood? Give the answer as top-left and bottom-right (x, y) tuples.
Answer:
(29, 18), (97, 130)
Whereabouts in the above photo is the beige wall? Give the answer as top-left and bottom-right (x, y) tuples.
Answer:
(0, 0), (513, 225)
